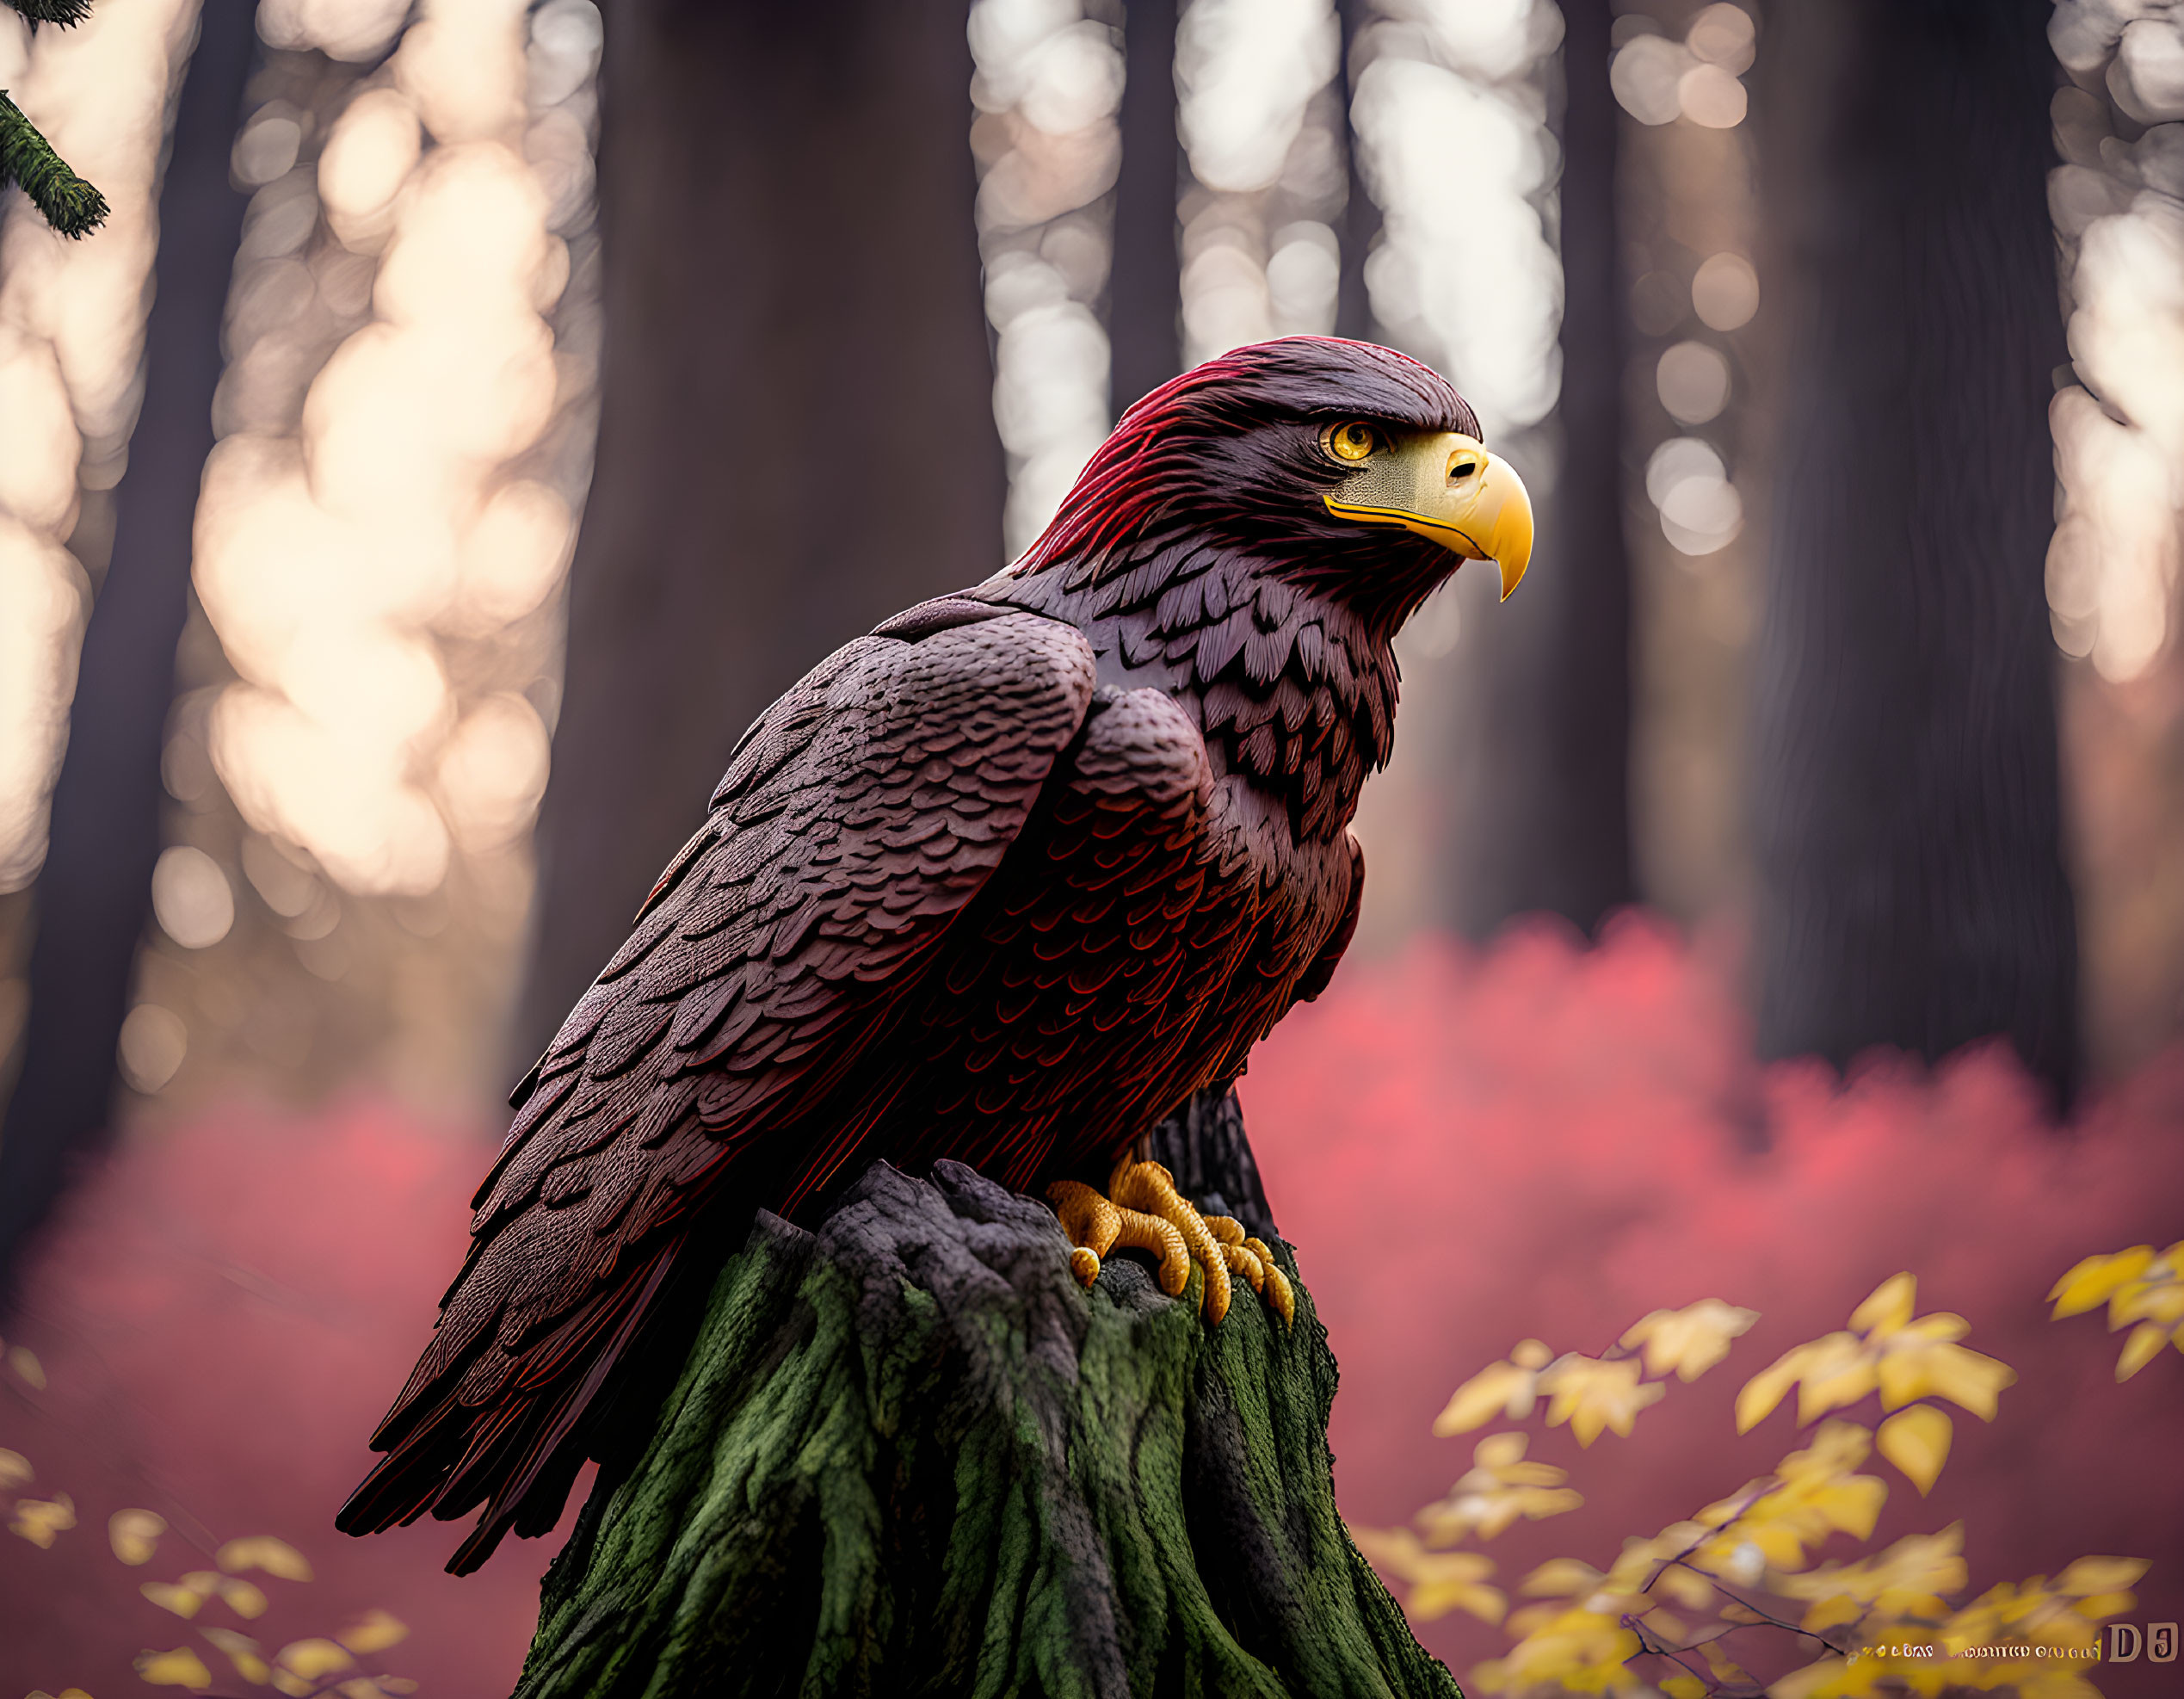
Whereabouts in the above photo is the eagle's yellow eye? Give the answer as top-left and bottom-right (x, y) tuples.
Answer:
(1325, 421), (1378, 462)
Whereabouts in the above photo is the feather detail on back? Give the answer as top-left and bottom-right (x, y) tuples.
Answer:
(336, 610), (1095, 1570)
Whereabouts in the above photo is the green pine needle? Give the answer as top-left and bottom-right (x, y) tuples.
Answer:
(0, 90), (108, 238)
(3, 0), (95, 26)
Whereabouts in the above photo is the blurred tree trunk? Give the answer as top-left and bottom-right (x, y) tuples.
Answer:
(1107, 0), (1181, 411)
(1449, 0), (1635, 939)
(1334, 0), (1379, 343)
(0, 0), (255, 1303)
(517, 1), (1003, 1069)
(1752, 0), (2077, 1103)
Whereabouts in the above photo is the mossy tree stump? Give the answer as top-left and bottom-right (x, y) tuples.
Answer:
(513, 1149), (1459, 1698)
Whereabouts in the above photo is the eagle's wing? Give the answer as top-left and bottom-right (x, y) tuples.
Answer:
(336, 606), (1095, 1571)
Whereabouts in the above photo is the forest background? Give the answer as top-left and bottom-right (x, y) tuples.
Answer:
(0, 0), (2181, 1694)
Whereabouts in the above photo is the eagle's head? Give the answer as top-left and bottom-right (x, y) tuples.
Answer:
(1012, 336), (1533, 642)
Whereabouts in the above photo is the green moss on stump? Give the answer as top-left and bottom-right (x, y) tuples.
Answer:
(513, 1158), (1459, 1699)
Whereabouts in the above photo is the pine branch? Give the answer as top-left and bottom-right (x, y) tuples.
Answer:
(0, 90), (108, 238)
(3, 0), (95, 26)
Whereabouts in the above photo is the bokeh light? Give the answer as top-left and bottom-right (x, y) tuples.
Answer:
(969, 0), (1124, 555)
(1689, 249), (1756, 330)
(1654, 337), (1730, 424)
(1646, 436), (1742, 558)
(2046, 39), (2184, 683)
(1176, 0), (1342, 366)
(1353, 0), (1561, 437)
(0, 0), (197, 889)
(150, 844), (236, 951)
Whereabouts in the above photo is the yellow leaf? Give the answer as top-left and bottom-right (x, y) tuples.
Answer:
(201, 1625), (272, 1684)
(1519, 1558), (1604, 1598)
(2050, 1246), (2154, 1317)
(1800, 1591), (1865, 1632)
(1876, 1406), (1952, 1494)
(2055, 1555), (2148, 1597)
(1849, 1273), (1916, 1336)
(1656, 1564), (1715, 1610)
(7, 1345), (46, 1389)
(1768, 1655), (1872, 1699)
(1699, 1638), (1755, 1686)
(1782, 1418), (1873, 1477)
(1414, 1432), (1582, 1543)
(336, 1609), (410, 1654)
(218, 1578), (270, 1619)
(10, 1492), (75, 1548)
(140, 1583), (205, 1619)
(1737, 1344), (1803, 1432)
(1410, 1572), (1507, 1624)
(1778, 1525), (1966, 1628)
(2117, 1320), (2169, 1381)
(1478, 1604), (1640, 1693)
(271, 1674), (315, 1698)
(109, 1508), (167, 1566)
(218, 1536), (314, 1582)
(276, 1638), (355, 1678)
(1878, 1336), (2014, 1418)
(0, 1447), (31, 1491)
(1536, 1355), (1664, 1445)
(1794, 1334), (1879, 1424)
(2110, 1261), (2184, 1328)
(134, 1646), (213, 1688)
(1348, 1525), (1505, 1623)
(1431, 1358), (1539, 1436)
(1661, 1677), (1707, 1699)
(1619, 1299), (1760, 1381)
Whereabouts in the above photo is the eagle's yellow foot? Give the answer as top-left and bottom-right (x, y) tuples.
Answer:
(1047, 1157), (1293, 1327)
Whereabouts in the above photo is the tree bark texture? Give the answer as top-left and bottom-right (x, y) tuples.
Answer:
(517, 0), (1004, 1069)
(512, 1158), (1456, 1699)
(1751, 0), (2077, 1103)
(1107, 0), (1182, 413)
(0, 0), (255, 1302)
(1448, 0), (1635, 941)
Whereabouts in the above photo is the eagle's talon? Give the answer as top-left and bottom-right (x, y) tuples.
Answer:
(1111, 1156), (1231, 1322)
(1252, 1243), (1296, 1328)
(1050, 1158), (1290, 1327)
(1113, 1204), (1191, 1294)
(1048, 1180), (1120, 1257)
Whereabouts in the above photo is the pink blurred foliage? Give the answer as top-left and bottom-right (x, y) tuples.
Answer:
(0, 1099), (557, 1698)
(1243, 912), (2184, 1694)
(1, 916), (2179, 1695)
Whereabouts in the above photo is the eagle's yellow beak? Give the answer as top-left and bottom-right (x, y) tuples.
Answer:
(1322, 430), (1534, 601)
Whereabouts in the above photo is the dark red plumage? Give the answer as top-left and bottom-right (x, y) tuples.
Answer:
(338, 337), (1490, 1572)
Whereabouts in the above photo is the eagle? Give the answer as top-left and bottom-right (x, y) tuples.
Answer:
(337, 336), (1533, 1573)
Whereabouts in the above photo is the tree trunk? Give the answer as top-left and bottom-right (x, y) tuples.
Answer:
(1333, 0), (1379, 346)
(513, 1119), (1457, 1699)
(516, 0), (1003, 1069)
(1751, 0), (2077, 1104)
(1448, 0), (1635, 940)
(0, 0), (255, 1302)
(1107, 0), (1182, 412)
